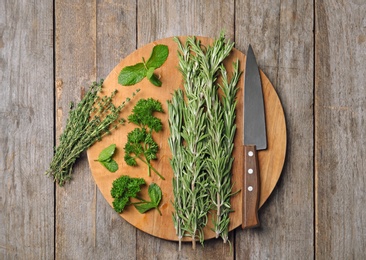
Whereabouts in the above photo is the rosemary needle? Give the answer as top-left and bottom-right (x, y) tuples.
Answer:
(169, 34), (240, 248)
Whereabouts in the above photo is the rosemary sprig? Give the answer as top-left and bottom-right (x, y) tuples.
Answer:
(167, 89), (185, 250)
(209, 62), (240, 243)
(46, 80), (138, 186)
(169, 35), (240, 248)
(172, 36), (212, 249)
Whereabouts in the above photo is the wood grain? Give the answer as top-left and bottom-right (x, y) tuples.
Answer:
(55, 0), (137, 259)
(315, 0), (366, 258)
(235, 0), (315, 259)
(2, 0), (366, 259)
(0, 0), (54, 259)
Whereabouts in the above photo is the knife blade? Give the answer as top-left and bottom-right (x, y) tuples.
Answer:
(242, 44), (267, 229)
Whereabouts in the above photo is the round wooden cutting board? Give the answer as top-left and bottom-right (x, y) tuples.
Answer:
(87, 36), (286, 241)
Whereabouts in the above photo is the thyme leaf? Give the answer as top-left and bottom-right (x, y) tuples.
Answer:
(45, 80), (139, 186)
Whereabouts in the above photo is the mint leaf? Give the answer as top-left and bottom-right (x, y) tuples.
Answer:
(118, 63), (147, 86)
(146, 45), (169, 69)
(146, 67), (155, 80)
(101, 159), (118, 172)
(148, 183), (162, 205)
(134, 202), (156, 214)
(133, 183), (162, 215)
(148, 74), (162, 87)
(98, 144), (116, 162)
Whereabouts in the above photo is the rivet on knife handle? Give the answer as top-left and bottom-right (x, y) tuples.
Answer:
(242, 145), (260, 229)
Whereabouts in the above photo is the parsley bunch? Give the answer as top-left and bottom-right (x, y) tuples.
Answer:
(111, 175), (162, 215)
(124, 98), (165, 179)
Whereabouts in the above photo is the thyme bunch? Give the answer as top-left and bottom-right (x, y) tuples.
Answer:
(169, 35), (240, 248)
(46, 80), (138, 186)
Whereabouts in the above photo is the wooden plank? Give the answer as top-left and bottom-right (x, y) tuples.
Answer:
(315, 0), (366, 258)
(135, 0), (236, 258)
(55, 0), (136, 258)
(0, 0), (54, 259)
(235, 0), (314, 259)
(94, 0), (138, 259)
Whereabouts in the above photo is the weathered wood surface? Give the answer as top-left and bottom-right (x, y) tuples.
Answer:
(0, 1), (54, 259)
(315, 0), (366, 259)
(1, 0), (366, 259)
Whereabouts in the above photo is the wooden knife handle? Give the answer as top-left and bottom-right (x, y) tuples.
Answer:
(242, 145), (260, 229)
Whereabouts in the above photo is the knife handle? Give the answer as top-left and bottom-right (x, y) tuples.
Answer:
(242, 145), (260, 229)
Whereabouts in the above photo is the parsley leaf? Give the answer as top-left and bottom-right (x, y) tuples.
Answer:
(123, 128), (162, 179)
(127, 98), (164, 131)
(124, 98), (164, 179)
(111, 175), (146, 213)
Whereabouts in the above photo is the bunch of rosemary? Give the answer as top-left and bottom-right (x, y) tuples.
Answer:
(46, 80), (138, 186)
(168, 34), (240, 248)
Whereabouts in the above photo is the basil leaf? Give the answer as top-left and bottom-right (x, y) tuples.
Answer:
(118, 63), (147, 86)
(146, 45), (169, 69)
(98, 144), (116, 162)
(148, 183), (162, 205)
(101, 159), (118, 172)
(148, 74), (162, 87)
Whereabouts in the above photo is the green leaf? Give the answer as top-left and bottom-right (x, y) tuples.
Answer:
(146, 67), (156, 80)
(118, 63), (147, 86)
(101, 159), (118, 172)
(146, 45), (169, 69)
(134, 202), (156, 214)
(148, 74), (162, 87)
(97, 144), (116, 162)
(148, 183), (162, 205)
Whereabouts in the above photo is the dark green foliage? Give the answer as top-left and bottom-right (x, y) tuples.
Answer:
(127, 98), (164, 131)
(110, 175), (145, 213)
(124, 98), (164, 180)
(110, 176), (162, 215)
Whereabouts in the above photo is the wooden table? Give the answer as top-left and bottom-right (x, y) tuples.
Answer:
(1, 1), (365, 259)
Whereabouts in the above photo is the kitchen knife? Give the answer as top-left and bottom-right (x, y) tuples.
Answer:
(242, 44), (267, 229)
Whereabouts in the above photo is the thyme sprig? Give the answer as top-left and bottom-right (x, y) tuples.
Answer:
(169, 34), (240, 249)
(46, 80), (139, 186)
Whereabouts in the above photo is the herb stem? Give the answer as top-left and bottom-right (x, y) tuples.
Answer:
(46, 80), (137, 186)
(169, 35), (240, 247)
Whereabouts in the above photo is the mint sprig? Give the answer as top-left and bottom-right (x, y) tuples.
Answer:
(96, 144), (119, 172)
(118, 45), (169, 87)
(134, 183), (162, 215)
